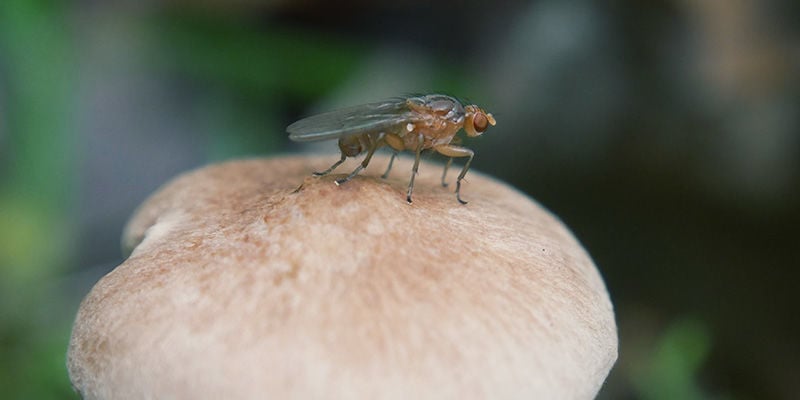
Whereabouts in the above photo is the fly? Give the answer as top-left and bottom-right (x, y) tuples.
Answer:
(287, 94), (496, 204)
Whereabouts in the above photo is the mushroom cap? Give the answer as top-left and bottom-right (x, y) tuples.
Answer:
(68, 155), (617, 399)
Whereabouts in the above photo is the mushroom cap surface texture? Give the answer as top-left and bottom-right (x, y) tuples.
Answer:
(68, 155), (617, 400)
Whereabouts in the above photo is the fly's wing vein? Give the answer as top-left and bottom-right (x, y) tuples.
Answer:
(287, 98), (415, 142)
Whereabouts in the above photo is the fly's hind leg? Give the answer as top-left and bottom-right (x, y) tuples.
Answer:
(434, 144), (474, 204)
(313, 154), (347, 176)
(335, 134), (384, 186)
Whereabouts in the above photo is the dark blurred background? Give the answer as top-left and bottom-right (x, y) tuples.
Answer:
(1, 0), (798, 398)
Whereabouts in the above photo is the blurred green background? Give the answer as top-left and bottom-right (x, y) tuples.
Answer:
(1, 0), (798, 398)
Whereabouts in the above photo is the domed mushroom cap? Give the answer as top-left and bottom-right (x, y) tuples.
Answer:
(68, 155), (617, 399)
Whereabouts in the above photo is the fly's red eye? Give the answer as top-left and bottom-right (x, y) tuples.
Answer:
(473, 113), (489, 133)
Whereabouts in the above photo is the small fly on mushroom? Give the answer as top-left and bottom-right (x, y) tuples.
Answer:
(287, 94), (496, 204)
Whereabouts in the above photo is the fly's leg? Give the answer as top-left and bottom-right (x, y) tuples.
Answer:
(335, 135), (383, 186)
(313, 154), (347, 176)
(382, 133), (404, 179)
(381, 151), (398, 179)
(441, 157), (453, 187)
(406, 140), (424, 203)
(434, 145), (474, 205)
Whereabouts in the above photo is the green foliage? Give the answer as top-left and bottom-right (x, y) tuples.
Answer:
(0, 318), (78, 399)
(632, 318), (716, 400)
(0, 0), (79, 398)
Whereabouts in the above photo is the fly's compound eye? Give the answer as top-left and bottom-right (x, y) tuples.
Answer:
(472, 112), (489, 133)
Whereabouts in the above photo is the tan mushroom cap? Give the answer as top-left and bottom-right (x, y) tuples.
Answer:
(68, 155), (617, 399)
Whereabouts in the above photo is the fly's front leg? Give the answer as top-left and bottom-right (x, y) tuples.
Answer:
(335, 134), (384, 186)
(313, 153), (347, 176)
(434, 144), (474, 204)
(406, 138), (424, 203)
(441, 158), (453, 187)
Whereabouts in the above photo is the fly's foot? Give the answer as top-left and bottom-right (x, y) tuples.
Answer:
(335, 165), (364, 186)
(456, 181), (468, 205)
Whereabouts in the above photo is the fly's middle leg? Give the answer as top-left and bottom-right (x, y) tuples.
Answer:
(382, 133), (404, 179)
(441, 157), (453, 187)
(434, 145), (474, 204)
(381, 151), (398, 179)
(406, 139), (424, 203)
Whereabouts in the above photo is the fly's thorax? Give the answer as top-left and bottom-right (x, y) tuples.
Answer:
(406, 95), (466, 125)
(403, 95), (466, 150)
(420, 121), (462, 144)
(398, 122), (460, 150)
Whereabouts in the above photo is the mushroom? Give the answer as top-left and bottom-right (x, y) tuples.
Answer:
(67, 155), (617, 399)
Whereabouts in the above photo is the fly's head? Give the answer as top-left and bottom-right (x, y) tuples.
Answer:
(463, 105), (496, 137)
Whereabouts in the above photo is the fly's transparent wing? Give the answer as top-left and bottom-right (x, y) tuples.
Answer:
(287, 98), (414, 142)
